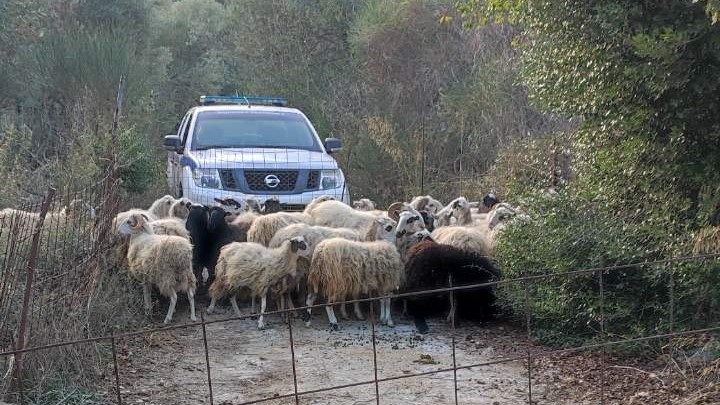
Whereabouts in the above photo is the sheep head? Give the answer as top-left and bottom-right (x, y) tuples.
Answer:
(395, 211), (425, 239)
(119, 213), (151, 235)
(420, 210), (435, 232)
(208, 206), (230, 231)
(482, 193), (498, 210)
(171, 198), (192, 220)
(372, 216), (397, 243)
(352, 198), (376, 211)
(487, 205), (517, 229)
(411, 195), (443, 215)
(411, 229), (434, 243)
(289, 236), (310, 258)
(262, 197), (282, 214)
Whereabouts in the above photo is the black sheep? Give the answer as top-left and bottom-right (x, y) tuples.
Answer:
(403, 234), (501, 334)
(262, 198), (282, 214)
(186, 204), (212, 293)
(206, 206), (244, 285)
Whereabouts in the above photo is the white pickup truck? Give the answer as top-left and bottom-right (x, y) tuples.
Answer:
(163, 96), (350, 209)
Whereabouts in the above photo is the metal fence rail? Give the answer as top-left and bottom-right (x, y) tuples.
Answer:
(1, 250), (718, 404)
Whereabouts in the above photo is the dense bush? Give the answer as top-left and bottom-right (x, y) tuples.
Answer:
(463, 0), (720, 347)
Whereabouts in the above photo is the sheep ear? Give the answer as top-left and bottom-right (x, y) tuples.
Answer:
(213, 197), (225, 205)
(140, 213), (149, 221)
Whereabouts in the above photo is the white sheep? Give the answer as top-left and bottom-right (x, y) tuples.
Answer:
(207, 236), (311, 329)
(268, 223), (361, 318)
(409, 195), (444, 215)
(118, 213), (196, 324)
(169, 197), (192, 220)
(352, 198), (376, 211)
(246, 212), (310, 246)
(113, 209), (158, 233)
(147, 195), (176, 219)
(431, 225), (491, 256)
(148, 218), (190, 239)
(303, 195), (337, 215)
(394, 211), (430, 262)
(304, 222), (402, 329)
(0, 199), (95, 232)
(435, 197), (472, 227)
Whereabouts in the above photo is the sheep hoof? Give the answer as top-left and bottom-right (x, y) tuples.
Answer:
(190, 315), (197, 322)
(386, 320), (395, 328)
(301, 312), (311, 322)
(163, 317), (172, 325)
(330, 323), (339, 331)
(304, 321), (312, 328)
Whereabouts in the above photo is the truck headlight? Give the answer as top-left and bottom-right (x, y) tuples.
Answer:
(320, 169), (343, 190)
(193, 168), (222, 189)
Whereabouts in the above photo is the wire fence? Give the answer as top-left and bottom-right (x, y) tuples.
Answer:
(0, 205), (718, 405)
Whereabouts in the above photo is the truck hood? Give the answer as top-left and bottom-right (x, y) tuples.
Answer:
(187, 148), (340, 170)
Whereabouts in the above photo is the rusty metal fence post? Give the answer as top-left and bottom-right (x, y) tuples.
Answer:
(449, 277), (458, 405)
(286, 317), (300, 405)
(200, 313), (214, 405)
(12, 187), (56, 396)
(111, 336), (122, 405)
(369, 301), (380, 405)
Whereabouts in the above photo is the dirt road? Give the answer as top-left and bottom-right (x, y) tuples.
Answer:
(112, 304), (556, 405)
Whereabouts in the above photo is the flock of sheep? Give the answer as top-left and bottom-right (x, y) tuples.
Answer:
(111, 193), (524, 333)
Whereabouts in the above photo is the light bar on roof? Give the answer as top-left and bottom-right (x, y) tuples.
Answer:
(199, 95), (289, 107)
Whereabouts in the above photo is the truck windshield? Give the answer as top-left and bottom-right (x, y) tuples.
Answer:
(191, 111), (322, 151)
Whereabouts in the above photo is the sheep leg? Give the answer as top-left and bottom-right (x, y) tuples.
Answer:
(340, 303), (350, 320)
(164, 291), (177, 325)
(257, 294), (268, 329)
(278, 294), (286, 321)
(143, 283), (153, 316)
(384, 298), (395, 327)
(251, 295), (256, 314)
(230, 295), (242, 317)
(325, 305), (339, 331)
(402, 300), (408, 318)
(379, 299), (387, 325)
(207, 295), (217, 314)
(446, 297), (456, 325)
(286, 293), (295, 310)
(187, 289), (197, 322)
(303, 292), (317, 327)
(354, 300), (365, 321)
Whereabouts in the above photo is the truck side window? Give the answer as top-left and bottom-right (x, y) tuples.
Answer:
(181, 113), (193, 147)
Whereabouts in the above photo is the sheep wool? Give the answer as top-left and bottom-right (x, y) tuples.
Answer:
(208, 237), (310, 329)
(431, 226), (491, 256)
(247, 212), (309, 246)
(119, 213), (196, 324)
(306, 237), (403, 329)
(147, 195), (176, 219)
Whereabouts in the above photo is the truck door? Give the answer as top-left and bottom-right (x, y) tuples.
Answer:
(168, 112), (190, 196)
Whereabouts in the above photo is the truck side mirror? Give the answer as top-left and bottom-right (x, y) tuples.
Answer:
(324, 137), (342, 154)
(163, 135), (182, 153)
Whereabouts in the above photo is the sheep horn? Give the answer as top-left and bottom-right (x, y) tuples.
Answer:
(387, 201), (405, 222)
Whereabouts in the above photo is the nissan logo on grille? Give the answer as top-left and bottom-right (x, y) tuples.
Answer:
(264, 174), (281, 188)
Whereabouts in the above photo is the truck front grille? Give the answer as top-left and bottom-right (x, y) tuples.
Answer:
(244, 170), (298, 192)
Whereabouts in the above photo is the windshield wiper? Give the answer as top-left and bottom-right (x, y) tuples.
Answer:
(194, 145), (235, 151)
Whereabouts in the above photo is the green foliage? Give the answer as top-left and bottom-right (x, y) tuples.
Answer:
(464, 0), (720, 347)
(116, 127), (164, 194)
